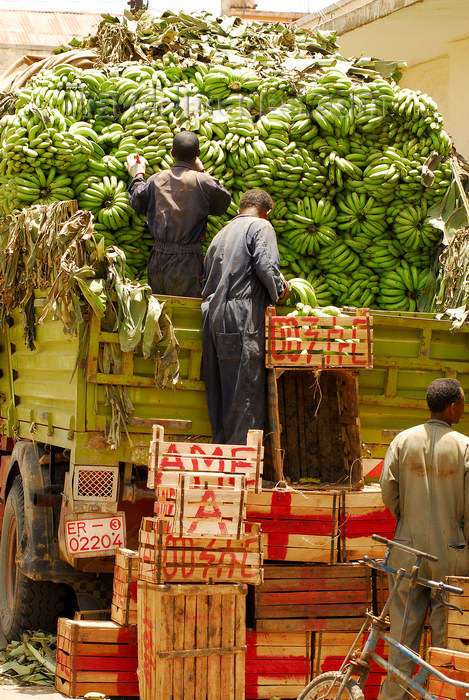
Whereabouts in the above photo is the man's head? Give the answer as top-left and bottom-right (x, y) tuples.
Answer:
(172, 131), (200, 163)
(238, 189), (273, 220)
(426, 378), (465, 425)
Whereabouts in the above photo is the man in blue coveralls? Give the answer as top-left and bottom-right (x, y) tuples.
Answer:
(127, 131), (231, 297)
(202, 189), (289, 445)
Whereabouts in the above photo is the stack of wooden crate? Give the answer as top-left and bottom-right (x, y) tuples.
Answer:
(136, 425), (265, 700)
(424, 576), (469, 699)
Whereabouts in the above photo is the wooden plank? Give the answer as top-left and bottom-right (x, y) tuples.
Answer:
(111, 602), (137, 627)
(256, 618), (365, 633)
(222, 592), (235, 700)
(428, 647), (469, 671)
(184, 591), (196, 700)
(196, 591), (209, 700)
(56, 663), (137, 683)
(57, 618), (137, 645)
(56, 636), (138, 657)
(245, 685), (305, 699)
(207, 592), (221, 700)
(447, 610), (469, 626)
(140, 516), (260, 549)
(255, 603), (368, 619)
(246, 631), (311, 648)
(235, 585), (246, 700)
(263, 563), (367, 579)
(173, 593), (185, 700)
(56, 649), (137, 672)
(258, 590), (370, 606)
(270, 328), (370, 340)
(55, 676), (139, 698)
(446, 639), (469, 654)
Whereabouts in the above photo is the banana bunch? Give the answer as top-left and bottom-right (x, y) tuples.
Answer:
(253, 77), (293, 116)
(377, 262), (431, 311)
(76, 175), (133, 230)
(203, 66), (260, 102)
(226, 138), (268, 176)
(337, 267), (379, 308)
(316, 239), (360, 272)
(335, 192), (387, 242)
(16, 64), (97, 121)
(361, 239), (401, 270)
(305, 270), (335, 307)
(284, 197), (337, 255)
(324, 150), (362, 188)
(288, 278), (318, 307)
(323, 270), (351, 299)
(391, 202), (441, 250)
(11, 168), (74, 208)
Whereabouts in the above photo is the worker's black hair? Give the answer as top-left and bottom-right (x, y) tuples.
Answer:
(426, 378), (463, 412)
(239, 189), (273, 212)
(172, 131), (200, 161)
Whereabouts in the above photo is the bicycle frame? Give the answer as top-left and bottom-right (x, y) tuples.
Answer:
(314, 536), (469, 700)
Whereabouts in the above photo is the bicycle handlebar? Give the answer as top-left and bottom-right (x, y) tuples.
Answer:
(372, 534), (439, 562)
(362, 555), (464, 596)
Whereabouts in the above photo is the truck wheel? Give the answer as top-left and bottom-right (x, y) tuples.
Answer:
(0, 475), (68, 641)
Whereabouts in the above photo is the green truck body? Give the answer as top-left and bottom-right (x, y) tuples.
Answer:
(0, 294), (468, 639)
(1, 301), (468, 465)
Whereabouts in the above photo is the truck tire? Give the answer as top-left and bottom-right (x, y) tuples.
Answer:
(0, 475), (68, 641)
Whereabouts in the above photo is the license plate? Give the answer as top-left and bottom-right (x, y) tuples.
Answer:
(65, 513), (126, 557)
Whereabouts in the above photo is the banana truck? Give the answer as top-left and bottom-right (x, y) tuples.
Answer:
(0, 278), (468, 642)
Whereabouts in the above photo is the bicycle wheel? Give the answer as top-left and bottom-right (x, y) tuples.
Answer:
(298, 671), (365, 700)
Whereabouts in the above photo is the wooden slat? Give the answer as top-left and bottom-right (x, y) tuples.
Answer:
(255, 618), (365, 633)
(55, 676), (139, 698)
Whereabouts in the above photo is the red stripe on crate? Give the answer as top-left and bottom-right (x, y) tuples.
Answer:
(246, 660), (311, 673)
(56, 650), (138, 672)
(246, 491), (334, 521)
(255, 519), (335, 535)
(342, 510), (395, 537)
(246, 648), (308, 661)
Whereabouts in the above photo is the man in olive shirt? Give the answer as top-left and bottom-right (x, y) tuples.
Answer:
(127, 131), (231, 297)
(380, 377), (469, 700)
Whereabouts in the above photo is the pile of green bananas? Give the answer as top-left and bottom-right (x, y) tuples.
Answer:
(0, 15), (455, 297)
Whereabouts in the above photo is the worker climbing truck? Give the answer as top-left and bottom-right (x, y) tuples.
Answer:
(0, 201), (469, 643)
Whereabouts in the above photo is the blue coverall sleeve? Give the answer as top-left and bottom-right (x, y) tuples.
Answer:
(201, 176), (231, 216)
(250, 223), (285, 304)
(127, 177), (149, 215)
(380, 442), (400, 520)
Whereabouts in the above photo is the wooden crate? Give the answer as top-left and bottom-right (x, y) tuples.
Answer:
(265, 368), (363, 487)
(156, 472), (246, 538)
(445, 577), (469, 652)
(148, 425), (263, 492)
(55, 617), (139, 697)
(111, 547), (138, 627)
(138, 517), (263, 585)
(265, 306), (373, 370)
(338, 487), (395, 562)
(427, 647), (469, 699)
(253, 563), (371, 634)
(246, 489), (339, 564)
(245, 629), (312, 699)
(138, 581), (246, 700)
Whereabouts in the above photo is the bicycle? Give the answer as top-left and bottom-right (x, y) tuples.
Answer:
(297, 534), (469, 700)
